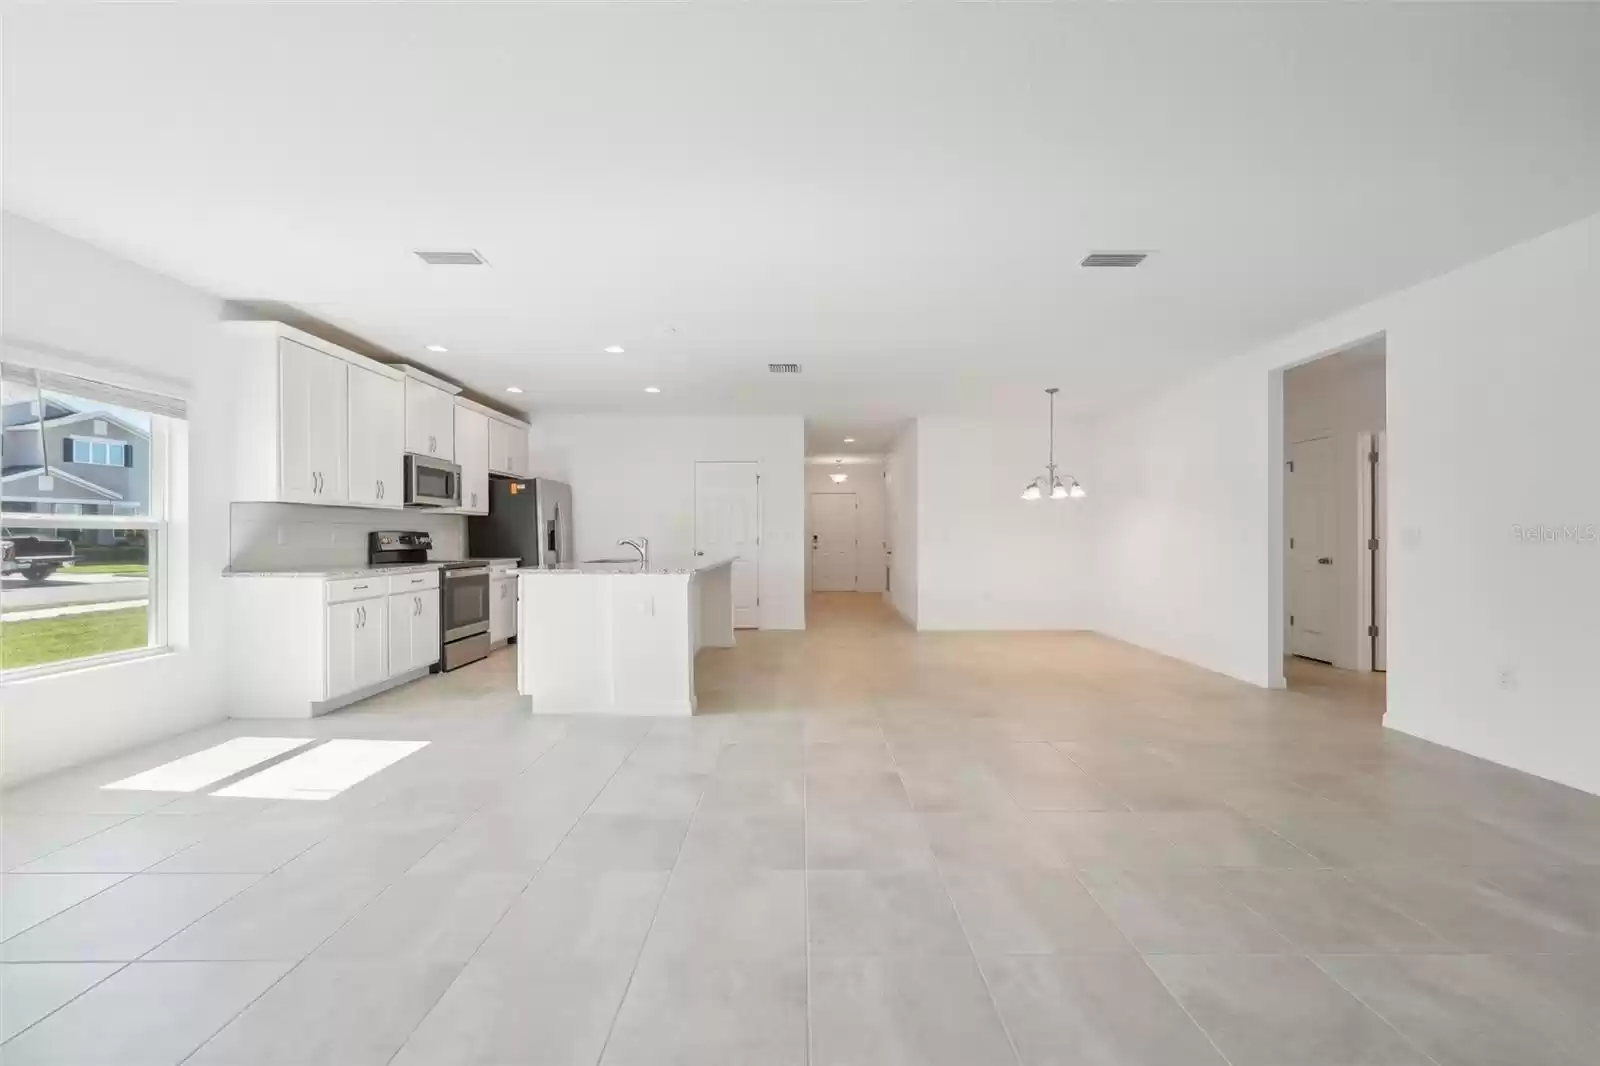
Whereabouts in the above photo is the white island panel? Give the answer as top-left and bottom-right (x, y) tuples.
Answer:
(516, 558), (734, 715)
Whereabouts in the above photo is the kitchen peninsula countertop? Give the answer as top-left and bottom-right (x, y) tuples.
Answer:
(515, 556), (732, 577)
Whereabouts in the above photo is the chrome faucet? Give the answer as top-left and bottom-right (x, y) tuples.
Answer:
(617, 537), (649, 570)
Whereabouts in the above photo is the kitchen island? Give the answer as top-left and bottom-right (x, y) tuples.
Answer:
(515, 557), (735, 715)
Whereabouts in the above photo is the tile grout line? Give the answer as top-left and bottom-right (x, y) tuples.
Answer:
(884, 729), (1027, 1066)
(372, 724), (590, 1066)
(0, 960), (130, 1049)
(1064, 864), (1244, 1066)
(802, 723), (814, 1066)
(587, 730), (715, 1066)
(169, 726), (587, 1066)
(1303, 953), (1451, 1066)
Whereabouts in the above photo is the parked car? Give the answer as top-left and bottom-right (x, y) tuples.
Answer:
(1, 532), (74, 582)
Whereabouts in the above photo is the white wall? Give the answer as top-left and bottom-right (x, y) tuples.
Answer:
(228, 503), (467, 571)
(914, 416), (1095, 631)
(1, 213), (229, 785)
(1284, 346), (1387, 669)
(805, 460), (888, 593)
(1092, 211), (1600, 795)
(884, 423), (919, 625)
(526, 414), (806, 630)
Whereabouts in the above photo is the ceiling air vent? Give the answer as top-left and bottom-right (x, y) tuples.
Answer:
(1080, 251), (1149, 268)
(768, 363), (802, 374)
(414, 249), (488, 266)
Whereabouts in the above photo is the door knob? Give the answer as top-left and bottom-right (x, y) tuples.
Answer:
(695, 551), (704, 557)
(1317, 557), (1333, 565)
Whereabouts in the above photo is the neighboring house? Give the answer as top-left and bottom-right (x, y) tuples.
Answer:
(1, 398), (151, 534)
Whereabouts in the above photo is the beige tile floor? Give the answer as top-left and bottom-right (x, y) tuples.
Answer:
(2, 591), (1597, 1064)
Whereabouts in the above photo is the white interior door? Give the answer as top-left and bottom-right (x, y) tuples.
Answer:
(1287, 436), (1337, 663)
(810, 493), (858, 591)
(694, 461), (760, 628)
(1374, 430), (1387, 672)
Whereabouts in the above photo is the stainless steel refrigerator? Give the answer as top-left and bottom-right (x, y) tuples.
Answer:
(467, 477), (573, 569)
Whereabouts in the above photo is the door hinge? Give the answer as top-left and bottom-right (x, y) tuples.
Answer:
(1289, 536), (1295, 549)
(1287, 460), (1294, 473)
(1290, 614), (1295, 626)
(1368, 537), (1379, 550)
(1368, 624), (1379, 638)
(1369, 450), (1379, 464)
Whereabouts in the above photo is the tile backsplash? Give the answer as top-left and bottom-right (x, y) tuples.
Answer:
(229, 503), (467, 570)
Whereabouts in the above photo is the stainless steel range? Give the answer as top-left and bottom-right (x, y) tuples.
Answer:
(437, 561), (491, 670)
(367, 531), (492, 672)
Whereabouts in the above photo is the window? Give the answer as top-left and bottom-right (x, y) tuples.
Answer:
(1, 361), (183, 676)
(67, 436), (131, 467)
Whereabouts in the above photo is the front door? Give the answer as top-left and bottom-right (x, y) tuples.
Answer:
(694, 461), (760, 628)
(1287, 435), (1336, 663)
(810, 493), (858, 591)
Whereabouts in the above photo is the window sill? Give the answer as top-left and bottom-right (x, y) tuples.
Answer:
(0, 645), (174, 686)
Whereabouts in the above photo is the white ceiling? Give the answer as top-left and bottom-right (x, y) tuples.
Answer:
(5, 4), (1598, 425)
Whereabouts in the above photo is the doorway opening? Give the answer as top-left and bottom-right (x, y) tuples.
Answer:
(1279, 336), (1388, 714)
(803, 419), (908, 631)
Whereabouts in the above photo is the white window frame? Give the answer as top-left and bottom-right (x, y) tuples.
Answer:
(2, 398), (173, 681)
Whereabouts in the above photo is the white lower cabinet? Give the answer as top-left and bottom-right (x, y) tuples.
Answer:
(388, 589), (441, 676)
(226, 569), (445, 718)
(490, 574), (517, 644)
(325, 596), (388, 699)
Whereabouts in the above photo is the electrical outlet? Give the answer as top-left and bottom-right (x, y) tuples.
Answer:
(1496, 666), (1518, 692)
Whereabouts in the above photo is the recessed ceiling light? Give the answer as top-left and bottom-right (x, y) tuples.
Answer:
(505, 386), (523, 394)
(604, 345), (625, 354)
(644, 386), (661, 394)
(843, 438), (856, 443)
(425, 344), (449, 353)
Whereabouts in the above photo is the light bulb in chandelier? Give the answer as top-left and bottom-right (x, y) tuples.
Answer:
(1021, 478), (1043, 501)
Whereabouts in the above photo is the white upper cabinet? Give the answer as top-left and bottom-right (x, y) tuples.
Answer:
(231, 324), (402, 507)
(405, 377), (457, 461)
(454, 404), (490, 514)
(348, 365), (404, 508)
(488, 415), (530, 478)
(281, 338), (348, 503)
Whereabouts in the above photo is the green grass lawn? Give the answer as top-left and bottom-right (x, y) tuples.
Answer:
(0, 606), (149, 670)
(60, 563), (150, 576)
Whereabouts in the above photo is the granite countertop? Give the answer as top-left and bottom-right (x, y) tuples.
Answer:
(515, 556), (733, 577)
(222, 557), (520, 579)
(221, 563), (443, 579)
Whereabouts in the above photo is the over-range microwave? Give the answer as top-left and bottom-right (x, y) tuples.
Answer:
(403, 453), (461, 508)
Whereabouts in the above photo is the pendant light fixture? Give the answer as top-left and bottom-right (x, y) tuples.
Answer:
(1022, 387), (1085, 501)
(829, 460), (849, 484)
